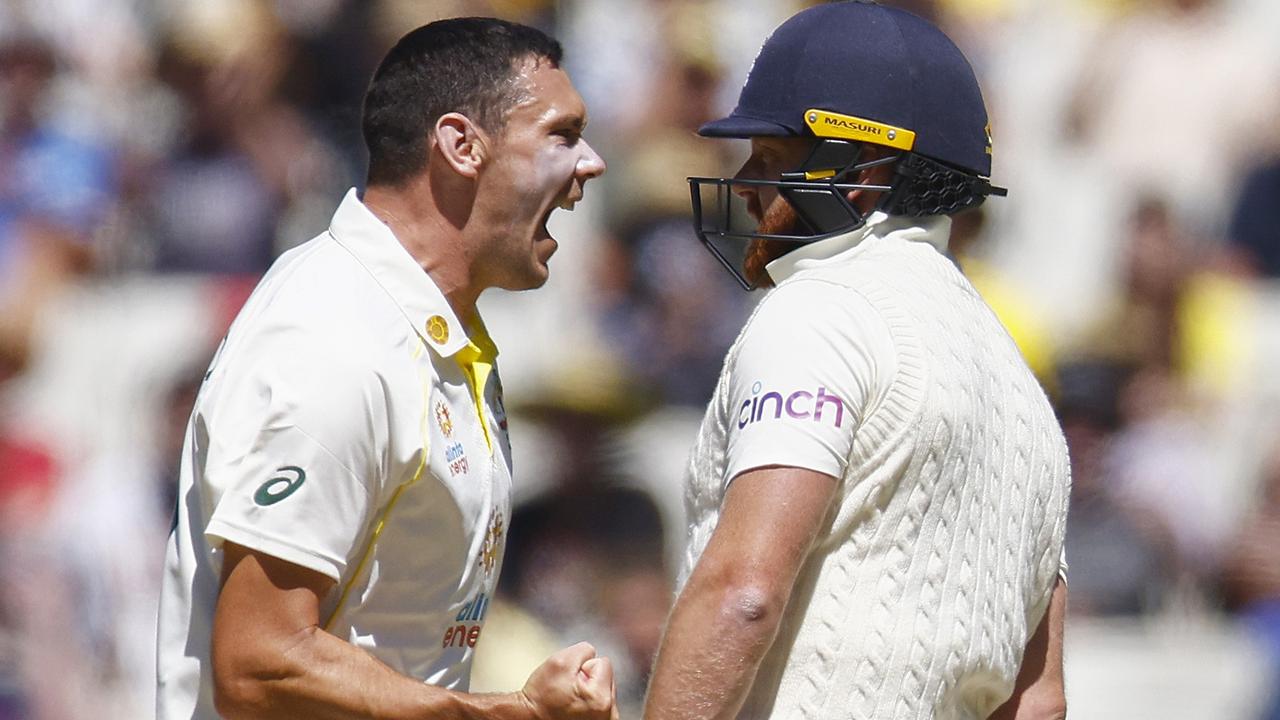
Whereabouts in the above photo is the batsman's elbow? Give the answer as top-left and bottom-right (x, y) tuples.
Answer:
(717, 582), (787, 630)
(1033, 695), (1067, 720)
(990, 692), (1067, 720)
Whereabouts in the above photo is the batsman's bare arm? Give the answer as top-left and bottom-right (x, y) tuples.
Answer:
(642, 465), (838, 720)
(212, 542), (617, 720)
(989, 577), (1068, 720)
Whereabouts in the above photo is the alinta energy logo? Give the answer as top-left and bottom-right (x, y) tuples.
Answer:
(738, 381), (847, 430)
(441, 591), (492, 649)
(445, 439), (468, 477)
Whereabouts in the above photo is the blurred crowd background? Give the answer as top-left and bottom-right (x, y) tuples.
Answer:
(2, 0), (1280, 717)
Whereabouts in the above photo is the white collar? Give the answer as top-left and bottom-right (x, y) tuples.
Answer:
(765, 211), (953, 284)
(328, 188), (490, 358)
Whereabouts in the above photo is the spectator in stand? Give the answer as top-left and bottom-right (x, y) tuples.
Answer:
(596, 45), (751, 407)
(1222, 444), (1280, 720)
(142, 12), (343, 273)
(1227, 157), (1280, 278)
(1064, 0), (1280, 231)
(1058, 361), (1176, 616)
(1076, 196), (1192, 373)
(0, 34), (114, 380)
(1068, 197), (1229, 591)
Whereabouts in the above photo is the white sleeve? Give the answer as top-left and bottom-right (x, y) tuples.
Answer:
(723, 279), (896, 486)
(202, 334), (388, 582)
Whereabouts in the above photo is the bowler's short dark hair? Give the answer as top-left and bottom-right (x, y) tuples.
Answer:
(362, 17), (563, 186)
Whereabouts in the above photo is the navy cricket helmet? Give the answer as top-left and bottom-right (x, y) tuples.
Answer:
(689, 0), (1006, 289)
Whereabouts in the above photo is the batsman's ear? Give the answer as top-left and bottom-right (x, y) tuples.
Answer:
(433, 113), (488, 178)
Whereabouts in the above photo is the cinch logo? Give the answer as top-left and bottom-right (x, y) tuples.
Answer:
(738, 381), (846, 429)
(823, 116), (881, 136)
(442, 591), (490, 648)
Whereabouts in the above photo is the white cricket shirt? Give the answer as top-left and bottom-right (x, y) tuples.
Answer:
(681, 212), (1071, 720)
(156, 189), (513, 719)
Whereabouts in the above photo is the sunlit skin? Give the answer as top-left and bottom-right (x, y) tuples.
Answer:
(474, 59), (606, 292)
(363, 57), (605, 325)
(733, 136), (894, 288)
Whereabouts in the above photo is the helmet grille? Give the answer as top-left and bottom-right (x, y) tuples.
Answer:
(882, 153), (1003, 217)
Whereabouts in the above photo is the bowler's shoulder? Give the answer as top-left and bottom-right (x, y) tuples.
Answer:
(269, 232), (384, 303)
(222, 234), (402, 371)
(258, 234), (398, 331)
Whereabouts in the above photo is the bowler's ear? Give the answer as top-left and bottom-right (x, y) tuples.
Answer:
(432, 112), (488, 178)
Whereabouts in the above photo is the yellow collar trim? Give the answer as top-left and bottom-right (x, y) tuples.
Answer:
(455, 322), (499, 453)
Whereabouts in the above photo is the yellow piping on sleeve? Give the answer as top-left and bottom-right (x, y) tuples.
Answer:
(323, 342), (433, 631)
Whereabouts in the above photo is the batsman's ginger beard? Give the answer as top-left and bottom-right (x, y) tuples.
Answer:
(743, 196), (803, 289)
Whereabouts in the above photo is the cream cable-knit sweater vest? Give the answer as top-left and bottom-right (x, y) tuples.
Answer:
(680, 218), (1071, 720)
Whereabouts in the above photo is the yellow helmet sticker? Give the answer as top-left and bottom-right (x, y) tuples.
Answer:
(805, 108), (916, 151)
(803, 168), (838, 181)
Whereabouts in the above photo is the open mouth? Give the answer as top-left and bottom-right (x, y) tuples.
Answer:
(539, 188), (583, 237)
(556, 186), (583, 213)
(538, 206), (555, 238)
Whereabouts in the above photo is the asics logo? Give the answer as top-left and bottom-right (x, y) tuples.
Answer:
(253, 466), (306, 506)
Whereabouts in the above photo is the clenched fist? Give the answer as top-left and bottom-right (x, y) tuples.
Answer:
(520, 642), (618, 720)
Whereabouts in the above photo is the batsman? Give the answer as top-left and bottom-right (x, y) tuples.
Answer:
(643, 2), (1071, 719)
